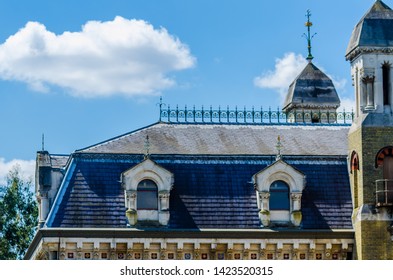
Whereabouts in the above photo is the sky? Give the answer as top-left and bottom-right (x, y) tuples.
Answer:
(0, 0), (380, 184)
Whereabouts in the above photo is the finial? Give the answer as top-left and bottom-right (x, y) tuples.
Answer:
(303, 9), (317, 62)
(144, 135), (150, 159)
(42, 133), (45, 151)
(157, 96), (166, 122)
(275, 136), (283, 161)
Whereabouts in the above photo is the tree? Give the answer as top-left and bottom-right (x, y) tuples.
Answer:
(0, 166), (38, 259)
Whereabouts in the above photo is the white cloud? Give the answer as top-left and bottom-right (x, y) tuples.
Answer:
(338, 97), (356, 112)
(0, 17), (196, 98)
(254, 53), (308, 99)
(254, 52), (348, 103)
(0, 158), (35, 186)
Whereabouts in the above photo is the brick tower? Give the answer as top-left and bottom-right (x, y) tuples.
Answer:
(346, 0), (393, 259)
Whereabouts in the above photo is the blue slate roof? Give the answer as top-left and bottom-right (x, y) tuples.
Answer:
(48, 154), (352, 230)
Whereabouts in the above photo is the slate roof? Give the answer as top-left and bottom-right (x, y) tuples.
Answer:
(48, 154), (353, 230)
(49, 154), (69, 169)
(346, 0), (393, 58)
(77, 122), (349, 156)
(283, 62), (340, 111)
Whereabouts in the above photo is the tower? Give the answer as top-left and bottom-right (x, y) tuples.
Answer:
(346, 0), (393, 260)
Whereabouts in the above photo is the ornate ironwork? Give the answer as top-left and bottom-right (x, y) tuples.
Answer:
(159, 104), (354, 125)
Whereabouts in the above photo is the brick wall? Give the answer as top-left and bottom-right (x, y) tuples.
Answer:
(349, 123), (393, 259)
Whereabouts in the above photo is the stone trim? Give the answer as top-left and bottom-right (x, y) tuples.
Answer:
(27, 234), (354, 260)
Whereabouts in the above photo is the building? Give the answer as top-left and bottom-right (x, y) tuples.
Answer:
(24, 0), (393, 260)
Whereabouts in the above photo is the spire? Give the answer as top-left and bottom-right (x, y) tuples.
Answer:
(303, 9), (316, 62)
(42, 133), (45, 151)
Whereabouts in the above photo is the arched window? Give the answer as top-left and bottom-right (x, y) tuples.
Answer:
(269, 180), (290, 210)
(350, 151), (360, 208)
(375, 147), (393, 206)
(137, 179), (158, 210)
(350, 151), (359, 173)
(375, 146), (393, 172)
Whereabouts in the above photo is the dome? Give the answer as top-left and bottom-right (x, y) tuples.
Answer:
(283, 62), (340, 112)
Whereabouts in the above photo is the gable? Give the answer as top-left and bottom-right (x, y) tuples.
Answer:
(253, 160), (306, 193)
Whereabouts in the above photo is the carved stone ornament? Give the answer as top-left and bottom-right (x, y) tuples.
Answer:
(346, 47), (393, 61)
(259, 192), (270, 200)
(126, 209), (137, 226)
(362, 75), (375, 84)
(259, 209), (270, 227)
(291, 210), (302, 227)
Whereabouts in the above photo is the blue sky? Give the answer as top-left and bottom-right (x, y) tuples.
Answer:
(0, 0), (379, 183)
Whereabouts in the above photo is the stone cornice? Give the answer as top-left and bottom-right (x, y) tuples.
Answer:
(346, 46), (393, 61)
(24, 227), (355, 259)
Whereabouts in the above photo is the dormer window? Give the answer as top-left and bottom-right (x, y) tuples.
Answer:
(253, 160), (305, 227)
(137, 180), (158, 210)
(121, 158), (174, 226)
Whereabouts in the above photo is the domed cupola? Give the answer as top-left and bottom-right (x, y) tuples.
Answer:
(283, 10), (341, 123)
(283, 62), (340, 116)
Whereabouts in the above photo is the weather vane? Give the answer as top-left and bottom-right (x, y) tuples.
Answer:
(303, 9), (317, 61)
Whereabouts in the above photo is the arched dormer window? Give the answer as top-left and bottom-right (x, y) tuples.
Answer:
(137, 179), (158, 210)
(121, 159), (174, 226)
(252, 160), (305, 227)
(269, 181), (290, 211)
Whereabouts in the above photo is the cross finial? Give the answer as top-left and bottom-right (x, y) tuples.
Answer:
(303, 9), (316, 62)
(144, 135), (150, 159)
(276, 136), (283, 161)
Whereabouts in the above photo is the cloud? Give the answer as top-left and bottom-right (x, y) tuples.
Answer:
(0, 158), (35, 186)
(254, 53), (308, 99)
(338, 97), (356, 112)
(0, 17), (196, 98)
(254, 52), (348, 102)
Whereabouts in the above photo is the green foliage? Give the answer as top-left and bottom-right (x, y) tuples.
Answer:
(0, 166), (38, 260)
